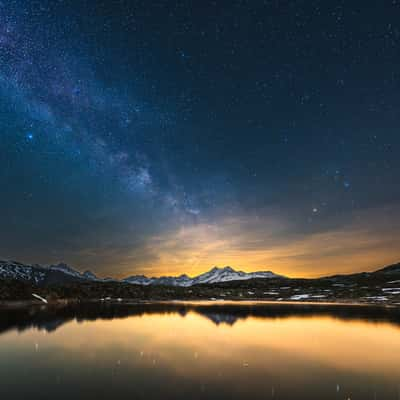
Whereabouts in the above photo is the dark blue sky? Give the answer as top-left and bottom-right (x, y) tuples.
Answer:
(1, 0), (399, 277)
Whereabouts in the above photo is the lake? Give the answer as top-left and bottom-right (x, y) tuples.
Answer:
(1, 301), (400, 399)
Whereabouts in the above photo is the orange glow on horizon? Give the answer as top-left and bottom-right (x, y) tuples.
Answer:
(111, 217), (400, 279)
(72, 205), (400, 280)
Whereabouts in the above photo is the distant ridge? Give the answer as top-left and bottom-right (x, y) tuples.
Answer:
(1, 259), (399, 288)
(0, 260), (283, 287)
(0, 260), (115, 286)
(123, 266), (284, 286)
(374, 262), (400, 275)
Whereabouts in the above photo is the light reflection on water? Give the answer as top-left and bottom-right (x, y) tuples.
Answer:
(0, 302), (400, 400)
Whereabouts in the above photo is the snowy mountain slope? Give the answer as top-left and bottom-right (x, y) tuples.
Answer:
(2, 259), (400, 291)
(0, 261), (47, 285)
(122, 275), (154, 285)
(123, 266), (284, 287)
(48, 263), (85, 279)
(0, 260), (99, 285)
(0, 261), (283, 287)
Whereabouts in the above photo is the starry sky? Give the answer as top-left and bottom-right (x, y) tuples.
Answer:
(1, 0), (399, 278)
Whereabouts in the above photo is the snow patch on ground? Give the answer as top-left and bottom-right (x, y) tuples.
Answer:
(32, 293), (47, 303)
(364, 296), (388, 301)
(290, 294), (310, 300)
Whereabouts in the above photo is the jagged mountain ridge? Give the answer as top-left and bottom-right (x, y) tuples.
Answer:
(123, 266), (284, 286)
(1, 259), (400, 288)
(0, 260), (283, 287)
(0, 260), (99, 285)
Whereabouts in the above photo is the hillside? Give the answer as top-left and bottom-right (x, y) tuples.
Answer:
(1, 260), (400, 305)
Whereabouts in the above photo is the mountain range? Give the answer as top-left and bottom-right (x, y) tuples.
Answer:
(0, 260), (283, 287)
(1, 259), (400, 292)
(2, 259), (400, 305)
(124, 266), (283, 286)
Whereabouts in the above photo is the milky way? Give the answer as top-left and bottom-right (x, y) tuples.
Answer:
(0, 1), (399, 277)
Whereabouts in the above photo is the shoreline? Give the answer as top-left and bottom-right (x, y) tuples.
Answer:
(1, 297), (399, 309)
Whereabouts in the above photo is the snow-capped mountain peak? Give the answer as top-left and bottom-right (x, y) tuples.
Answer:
(48, 263), (83, 278)
(123, 266), (284, 287)
(0, 260), (284, 287)
(123, 275), (153, 285)
(0, 260), (99, 285)
(191, 266), (282, 285)
(82, 270), (98, 280)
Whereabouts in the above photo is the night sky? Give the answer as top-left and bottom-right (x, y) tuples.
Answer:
(1, 1), (399, 278)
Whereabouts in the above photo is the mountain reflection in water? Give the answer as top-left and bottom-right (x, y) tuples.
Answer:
(1, 301), (400, 333)
(1, 302), (400, 400)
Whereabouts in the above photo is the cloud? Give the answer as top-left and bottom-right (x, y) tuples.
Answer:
(122, 205), (400, 278)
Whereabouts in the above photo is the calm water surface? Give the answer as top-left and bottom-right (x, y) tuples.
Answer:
(1, 302), (400, 400)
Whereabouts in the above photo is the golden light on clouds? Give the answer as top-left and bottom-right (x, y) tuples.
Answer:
(123, 205), (400, 278)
